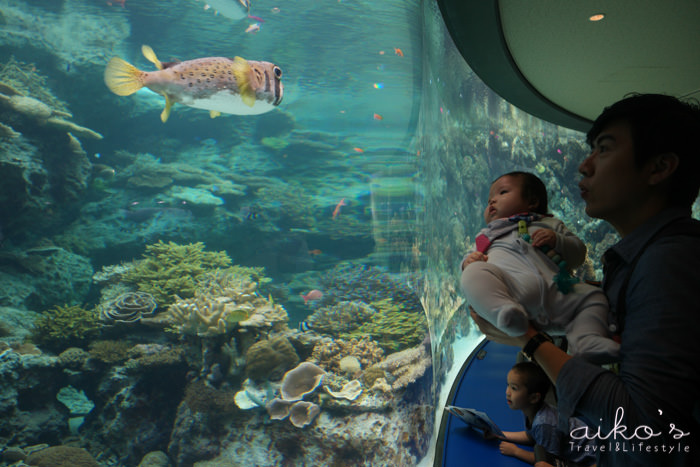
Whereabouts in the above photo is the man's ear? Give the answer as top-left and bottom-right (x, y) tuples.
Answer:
(649, 152), (679, 186)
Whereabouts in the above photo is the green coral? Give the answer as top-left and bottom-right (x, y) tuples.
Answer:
(31, 304), (99, 349)
(260, 136), (290, 150)
(340, 298), (428, 353)
(88, 340), (132, 364)
(123, 241), (232, 306)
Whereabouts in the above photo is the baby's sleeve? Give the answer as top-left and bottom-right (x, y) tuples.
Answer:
(552, 220), (587, 268)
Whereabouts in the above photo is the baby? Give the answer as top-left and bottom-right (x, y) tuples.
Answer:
(460, 171), (619, 362)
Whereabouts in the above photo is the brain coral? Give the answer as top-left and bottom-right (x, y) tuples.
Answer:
(245, 336), (300, 382)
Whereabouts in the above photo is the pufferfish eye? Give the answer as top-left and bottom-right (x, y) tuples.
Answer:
(273, 66), (282, 78)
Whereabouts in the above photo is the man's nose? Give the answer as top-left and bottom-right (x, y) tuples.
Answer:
(579, 153), (594, 176)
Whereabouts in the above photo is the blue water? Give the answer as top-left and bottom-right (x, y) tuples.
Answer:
(0, 1), (622, 466)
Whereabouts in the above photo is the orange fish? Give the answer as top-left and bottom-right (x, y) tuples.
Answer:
(373, 113), (383, 121)
(352, 147), (364, 153)
(308, 249), (322, 256)
(394, 48), (404, 57)
(332, 198), (347, 219)
(300, 289), (323, 304)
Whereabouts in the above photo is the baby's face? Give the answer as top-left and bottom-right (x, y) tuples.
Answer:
(484, 175), (533, 223)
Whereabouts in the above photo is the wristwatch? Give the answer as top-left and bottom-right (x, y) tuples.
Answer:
(522, 332), (553, 360)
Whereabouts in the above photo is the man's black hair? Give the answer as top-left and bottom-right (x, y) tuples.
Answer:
(587, 93), (700, 208)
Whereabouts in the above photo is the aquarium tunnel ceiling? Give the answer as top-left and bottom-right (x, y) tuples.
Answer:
(437, 0), (700, 132)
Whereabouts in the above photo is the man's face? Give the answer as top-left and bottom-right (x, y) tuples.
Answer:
(578, 122), (652, 235)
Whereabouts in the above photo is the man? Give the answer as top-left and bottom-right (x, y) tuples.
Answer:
(471, 94), (700, 466)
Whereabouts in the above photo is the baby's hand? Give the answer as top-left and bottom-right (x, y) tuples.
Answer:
(461, 251), (488, 270)
(531, 229), (556, 249)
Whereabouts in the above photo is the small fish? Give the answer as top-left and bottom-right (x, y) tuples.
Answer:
(300, 289), (323, 305)
(200, 0), (250, 20)
(352, 147), (364, 153)
(299, 321), (312, 332)
(240, 204), (261, 221)
(104, 45), (283, 122)
(332, 198), (346, 220)
(308, 249), (322, 256)
(248, 14), (265, 22)
(394, 47), (404, 57)
(245, 23), (261, 34)
(373, 113), (383, 120)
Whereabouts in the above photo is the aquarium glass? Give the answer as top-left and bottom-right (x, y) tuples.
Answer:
(0, 0), (621, 466)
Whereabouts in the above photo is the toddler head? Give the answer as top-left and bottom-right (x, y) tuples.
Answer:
(485, 171), (548, 223)
(506, 361), (551, 411)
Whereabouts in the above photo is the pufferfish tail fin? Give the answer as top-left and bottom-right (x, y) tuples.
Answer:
(141, 45), (163, 70)
(104, 57), (145, 96)
(231, 56), (256, 107)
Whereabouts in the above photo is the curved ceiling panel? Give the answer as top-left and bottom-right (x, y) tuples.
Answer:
(437, 0), (700, 132)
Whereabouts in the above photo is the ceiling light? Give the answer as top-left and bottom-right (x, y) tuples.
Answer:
(589, 13), (605, 22)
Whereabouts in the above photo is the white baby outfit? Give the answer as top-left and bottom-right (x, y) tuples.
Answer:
(460, 213), (619, 362)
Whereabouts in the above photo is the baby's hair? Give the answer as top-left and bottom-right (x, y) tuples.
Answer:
(511, 361), (551, 397)
(497, 171), (549, 214)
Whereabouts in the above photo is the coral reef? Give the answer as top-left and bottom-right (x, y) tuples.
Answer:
(24, 445), (100, 467)
(316, 264), (422, 311)
(377, 343), (432, 392)
(31, 304), (99, 350)
(87, 340), (132, 365)
(99, 291), (157, 324)
(324, 379), (362, 401)
(346, 298), (428, 352)
(310, 337), (384, 374)
(288, 400), (321, 428)
(244, 336), (299, 382)
(0, 82), (102, 140)
(165, 271), (287, 337)
(280, 361), (326, 401)
(0, 246), (93, 310)
(122, 241), (232, 305)
(305, 300), (374, 336)
(306, 298), (427, 353)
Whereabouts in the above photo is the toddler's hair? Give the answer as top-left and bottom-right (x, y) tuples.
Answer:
(511, 361), (551, 397)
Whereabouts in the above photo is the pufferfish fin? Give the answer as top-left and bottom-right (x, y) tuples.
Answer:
(141, 45), (163, 70)
(209, 110), (221, 119)
(104, 57), (145, 96)
(231, 56), (256, 107)
(160, 95), (174, 123)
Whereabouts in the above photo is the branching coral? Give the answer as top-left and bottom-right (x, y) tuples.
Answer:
(305, 298), (427, 353)
(316, 264), (422, 311)
(165, 270), (287, 337)
(31, 304), (99, 349)
(305, 301), (374, 336)
(122, 241), (232, 305)
(344, 298), (428, 353)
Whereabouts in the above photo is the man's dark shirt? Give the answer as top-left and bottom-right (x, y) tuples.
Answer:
(557, 207), (700, 466)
